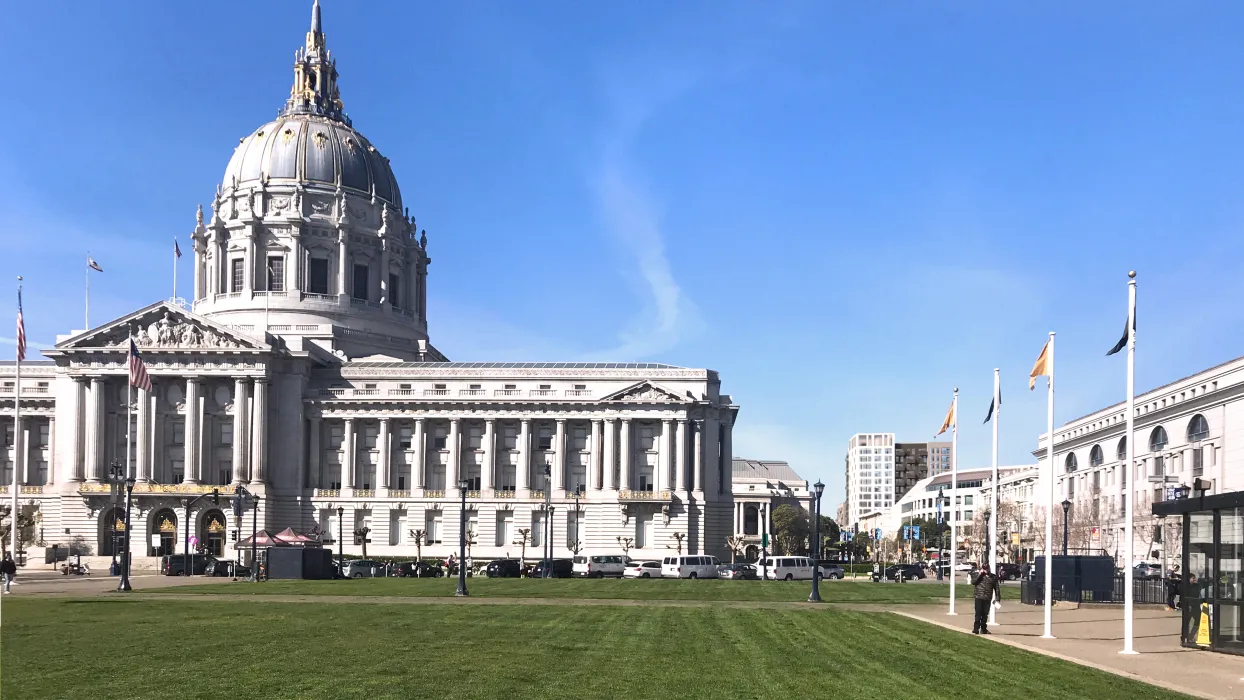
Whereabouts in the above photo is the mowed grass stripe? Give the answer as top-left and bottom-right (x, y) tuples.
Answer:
(1, 599), (1191, 700)
(158, 576), (977, 603)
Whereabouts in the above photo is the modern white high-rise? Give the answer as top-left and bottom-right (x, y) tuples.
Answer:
(845, 433), (895, 528)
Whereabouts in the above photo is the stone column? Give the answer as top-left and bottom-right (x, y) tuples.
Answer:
(245, 232), (256, 293)
(413, 418), (426, 489)
(15, 419), (26, 485)
(675, 419), (688, 493)
(250, 378), (267, 484)
(184, 378), (201, 484)
(336, 232), (348, 297)
(86, 377), (105, 482)
(232, 379), (249, 485)
(658, 419), (673, 493)
(67, 378), (84, 482)
(46, 416), (55, 485)
(447, 418), (460, 488)
(701, 417), (718, 497)
(603, 419), (616, 491)
(590, 420), (603, 490)
(379, 241), (391, 305)
(517, 419), (530, 493)
(720, 420), (733, 496)
(482, 418), (495, 493)
(342, 418), (355, 493)
(308, 416), (321, 489)
(619, 418), (632, 492)
(692, 420), (703, 494)
(378, 418), (391, 495)
(136, 385), (152, 482)
(553, 419), (566, 495)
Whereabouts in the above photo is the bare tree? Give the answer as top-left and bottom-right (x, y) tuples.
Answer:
(513, 528), (531, 567)
(725, 535), (747, 563)
(616, 536), (634, 563)
(666, 532), (687, 555)
(0, 507), (36, 554)
(408, 529), (425, 562)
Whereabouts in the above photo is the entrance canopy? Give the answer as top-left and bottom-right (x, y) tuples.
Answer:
(235, 527), (321, 548)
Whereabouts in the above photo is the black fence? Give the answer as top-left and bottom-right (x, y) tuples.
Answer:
(1020, 576), (1168, 605)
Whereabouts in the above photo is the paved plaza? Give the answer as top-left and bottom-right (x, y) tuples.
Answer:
(900, 604), (1244, 700)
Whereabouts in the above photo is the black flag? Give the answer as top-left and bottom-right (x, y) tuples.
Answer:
(984, 387), (1001, 424)
(1107, 310), (1136, 356)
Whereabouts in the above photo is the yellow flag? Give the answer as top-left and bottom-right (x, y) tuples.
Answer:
(1029, 338), (1052, 390)
(935, 399), (955, 436)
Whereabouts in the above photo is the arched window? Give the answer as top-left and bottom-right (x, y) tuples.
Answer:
(1117, 437), (1127, 461)
(1089, 445), (1103, 467)
(1187, 414), (1209, 443)
(1149, 426), (1168, 452)
(1065, 453), (1078, 473)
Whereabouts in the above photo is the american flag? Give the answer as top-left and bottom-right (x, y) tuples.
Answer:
(15, 287), (25, 362)
(174, 239), (182, 259)
(129, 339), (152, 392)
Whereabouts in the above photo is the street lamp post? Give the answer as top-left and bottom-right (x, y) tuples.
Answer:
(456, 478), (469, 596)
(336, 506), (344, 574)
(809, 481), (825, 603)
(250, 493), (258, 582)
(1061, 499), (1071, 556)
(106, 462), (123, 575)
(117, 476), (136, 592)
(937, 488), (945, 581)
(542, 465), (552, 578)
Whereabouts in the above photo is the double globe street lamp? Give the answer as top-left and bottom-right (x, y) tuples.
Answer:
(809, 480), (825, 603)
(456, 478), (470, 597)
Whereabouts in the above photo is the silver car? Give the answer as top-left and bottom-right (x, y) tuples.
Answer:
(343, 560), (386, 578)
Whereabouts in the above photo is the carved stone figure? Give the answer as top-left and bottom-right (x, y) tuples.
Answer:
(196, 204), (204, 227)
(419, 230), (427, 249)
(156, 313), (175, 345)
(135, 326), (153, 347)
(179, 323), (202, 347)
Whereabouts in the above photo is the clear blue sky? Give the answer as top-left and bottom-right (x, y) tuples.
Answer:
(3, 2), (1242, 509)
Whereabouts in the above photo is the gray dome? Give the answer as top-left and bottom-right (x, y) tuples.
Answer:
(222, 115), (401, 209)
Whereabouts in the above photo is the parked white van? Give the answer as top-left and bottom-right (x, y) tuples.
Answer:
(572, 554), (627, 578)
(661, 555), (721, 579)
(758, 556), (814, 581)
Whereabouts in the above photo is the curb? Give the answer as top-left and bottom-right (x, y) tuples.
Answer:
(891, 610), (1221, 700)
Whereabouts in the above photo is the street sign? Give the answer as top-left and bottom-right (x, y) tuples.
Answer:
(874, 528), (882, 541)
(902, 526), (910, 540)
(762, 533), (769, 548)
(912, 526), (920, 539)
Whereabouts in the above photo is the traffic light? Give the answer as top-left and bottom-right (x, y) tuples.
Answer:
(211, 489), (220, 506)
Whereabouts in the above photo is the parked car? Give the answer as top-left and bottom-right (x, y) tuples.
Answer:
(204, 559), (251, 578)
(623, 561), (663, 579)
(661, 555), (721, 579)
(160, 554), (213, 576)
(343, 559), (386, 578)
(996, 563), (1022, 581)
(818, 563), (845, 580)
(758, 556), (814, 581)
(573, 554), (628, 578)
(1134, 562), (1163, 580)
(392, 561), (443, 578)
(718, 563), (760, 580)
(485, 559), (522, 578)
(529, 559), (574, 578)
(884, 564), (926, 581)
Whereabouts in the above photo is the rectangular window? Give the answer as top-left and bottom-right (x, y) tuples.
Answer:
(531, 515), (544, 547)
(1192, 447), (1204, 475)
(399, 426), (413, 450)
(171, 421), (186, 446)
(230, 258), (244, 293)
(433, 436), (447, 450)
(388, 273), (400, 306)
(221, 422), (233, 446)
(495, 513), (511, 547)
(267, 256), (284, 292)
(218, 468), (230, 485)
(426, 513), (442, 544)
(352, 264), (369, 300)
(390, 511), (407, 546)
(308, 258), (329, 295)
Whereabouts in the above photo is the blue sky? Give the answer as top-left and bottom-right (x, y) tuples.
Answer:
(2, 2), (1243, 508)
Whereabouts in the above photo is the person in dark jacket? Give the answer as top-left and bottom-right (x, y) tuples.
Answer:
(971, 562), (1001, 634)
(1, 552), (17, 594)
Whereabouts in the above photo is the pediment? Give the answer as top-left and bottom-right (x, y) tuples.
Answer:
(56, 302), (268, 352)
(600, 380), (691, 404)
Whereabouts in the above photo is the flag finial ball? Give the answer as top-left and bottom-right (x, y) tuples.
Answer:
(1128, 270), (1136, 279)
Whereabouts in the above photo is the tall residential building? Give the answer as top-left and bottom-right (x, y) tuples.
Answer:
(894, 441), (953, 502)
(845, 433), (895, 527)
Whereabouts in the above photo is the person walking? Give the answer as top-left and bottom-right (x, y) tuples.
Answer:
(1165, 568), (1180, 611)
(971, 562), (1001, 634)
(1, 552), (17, 594)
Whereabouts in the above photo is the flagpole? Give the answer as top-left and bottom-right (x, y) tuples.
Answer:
(989, 368), (1000, 627)
(10, 277), (22, 557)
(1122, 271), (1138, 655)
(172, 240), (178, 303)
(949, 388), (959, 616)
(1042, 332), (1056, 639)
(85, 252), (90, 330)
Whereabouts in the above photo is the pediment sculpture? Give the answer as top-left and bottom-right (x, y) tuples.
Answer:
(98, 311), (246, 349)
(602, 381), (688, 404)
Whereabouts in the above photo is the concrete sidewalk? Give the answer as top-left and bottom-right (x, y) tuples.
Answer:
(899, 604), (1244, 700)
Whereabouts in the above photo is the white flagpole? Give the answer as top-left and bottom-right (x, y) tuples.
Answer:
(1042, 332), (1056, 639)
(948, 388), (959, 615)
(1122, 271), (1138, 655)
(989, 368), (1000, 626)
(10, 278), (22, 557)
(172, 240), (178, 303)
(85, 252), (90, 330)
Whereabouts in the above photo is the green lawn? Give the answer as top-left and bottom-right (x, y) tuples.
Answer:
(1, 598), (1188, 700)
(159, 576), (978, 604)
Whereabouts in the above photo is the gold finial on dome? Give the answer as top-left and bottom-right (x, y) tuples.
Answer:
(284, 0), (347, 124)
